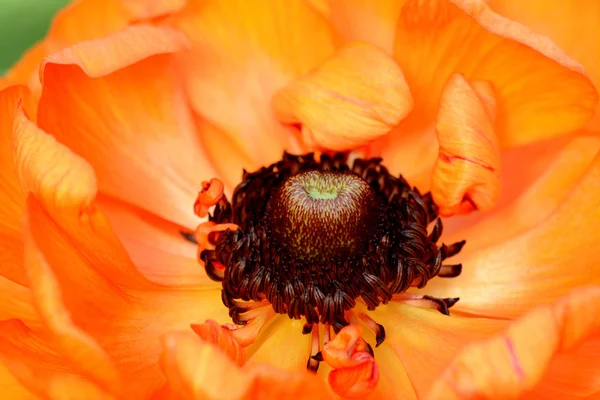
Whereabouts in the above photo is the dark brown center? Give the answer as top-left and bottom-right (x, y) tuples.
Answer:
(264, 170), (382, 264)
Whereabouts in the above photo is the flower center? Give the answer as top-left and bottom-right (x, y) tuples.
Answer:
(264, 170), (383, 264)
(193, 152), (465, 332)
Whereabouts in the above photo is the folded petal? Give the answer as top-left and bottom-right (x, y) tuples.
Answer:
(166, 0), (335, 170)
(0, 278), (38, 328)
(432, 74), (500, 216)
(46, 0), (188, 51)
(99, 196), (217, 288)
(429, 145), (600, 318)
(426, 287), (600, 400)
(487, 0), (600, 131)
(160, 331), (332, 400)
(37, 25), (218, 227)
(0, 319), (113, 400)
(0, 85), (36, 286)
(394, 0), (598, 147)
(273, 42), (412, 151)
(368, 302), (505, 398)
(14, 103), (229, 398)
(441, 134), (600, 250)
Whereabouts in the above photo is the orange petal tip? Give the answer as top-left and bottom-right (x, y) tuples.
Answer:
(273, 42), (412, 151)
(432, 74), (501, 216)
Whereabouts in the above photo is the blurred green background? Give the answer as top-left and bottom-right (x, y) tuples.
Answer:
(0, 0), (70, 74)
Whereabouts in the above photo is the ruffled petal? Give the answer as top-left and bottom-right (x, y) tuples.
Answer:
(0, 85), (36, 286)
(166, 0), (335, 170)
(46, 0), (188, 50)
(426, 287), (600, 400)
(160, 331), (332, 400)
(368, 302), (505, 398)
(487, 0), (600, 131)
(0, 320), (113, 400)
(14, 101), (229, 397)
(273, 42), (412, 151)
(0, 278), (38, 328)
(441, 134), (600, 251)
(99, 196), (217, 288)
(37, 25), (218, 227)
(431, 74), (500, 216)
(393, 0), (597, 147)
(429, 145), (600, 318)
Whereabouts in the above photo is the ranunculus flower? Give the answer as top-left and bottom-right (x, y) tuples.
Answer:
(1, 0), (599, 399)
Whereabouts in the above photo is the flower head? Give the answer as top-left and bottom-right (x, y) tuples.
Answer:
(1, 0), (600, 399)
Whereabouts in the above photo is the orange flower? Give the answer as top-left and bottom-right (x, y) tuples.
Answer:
(1, 0), (599, 399)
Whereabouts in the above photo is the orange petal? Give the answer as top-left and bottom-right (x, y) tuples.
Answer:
(37, 25), (218, 227)
(425, 286), (600, 400)
(431, 74), (500, 216)
(99, 196), (217, 288)
(0, 277), (38, 328)
(309, 0), (406, 53)
(0, 85), (36, 287)
(0, 319), (113, 400)
(46, 0), (187, 51)
(273, 42), (413, 151)
(393, 0), (598, 147)
(487, 0), (600, 131)
(368, 301), (506, 398)
(166, 0), (335, 169)
(24, 197), (121, 396)
(440, 134), (600, 252)
(429, 146), (600, 319)
(190, 320), (245, 366)
(160, 331), (332, 400)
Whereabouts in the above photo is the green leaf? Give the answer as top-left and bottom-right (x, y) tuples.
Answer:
(0, 0), (70, 71)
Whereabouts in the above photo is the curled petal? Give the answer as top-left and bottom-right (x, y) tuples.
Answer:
(194, 178), (225, 218)
(37, 25), (218, 228)
(190, 320), (245, 366)
(328, 353), (379, 399)
(274, 42), (412, 151)
(426, 287), (600, 400)
(321, 325), (364, 369)
(392, 0), (598, 150)
(161, 331), (331, 400)
(432, 74), (500, 216)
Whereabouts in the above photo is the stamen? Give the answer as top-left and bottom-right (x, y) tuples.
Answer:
(393, 293), (460, 315)
(358, 313), (386, 347)
(194, 178), (225, 218)
(307, 325), (321, 373)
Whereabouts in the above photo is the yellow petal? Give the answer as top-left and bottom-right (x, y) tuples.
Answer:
(273, 42), (413, 151)
(426, 287), (600, 400)
(431, 74), (500, 216)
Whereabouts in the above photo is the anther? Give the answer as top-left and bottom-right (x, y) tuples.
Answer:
(307, 325), (321, 373)
(392, 293), (460, 315)
(358, 313), (386, 347)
